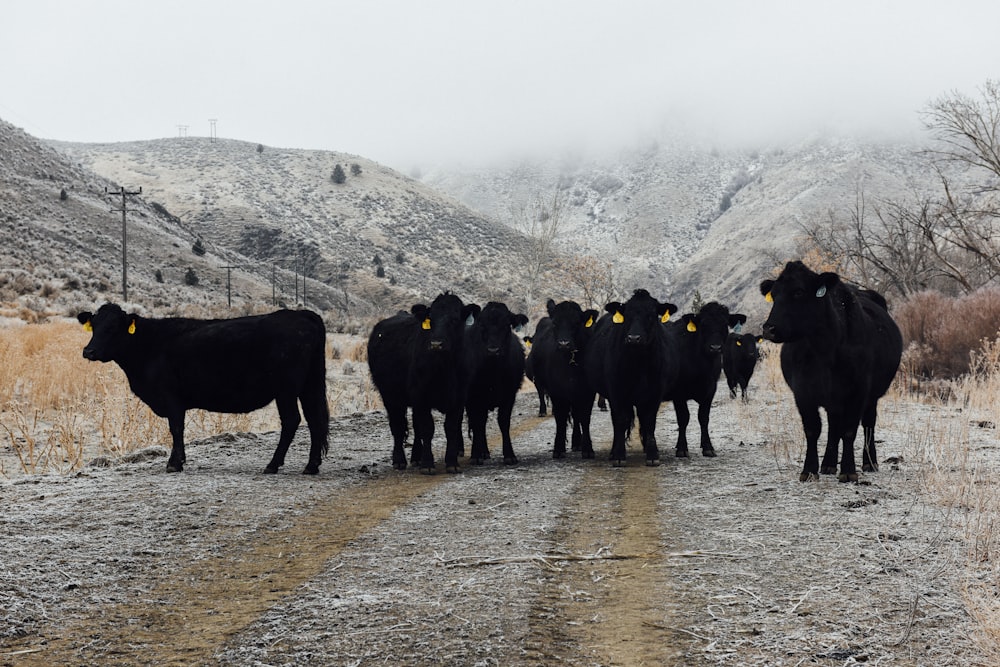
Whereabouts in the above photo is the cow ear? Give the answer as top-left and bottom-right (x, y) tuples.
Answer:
(410, 304), (428, 319)
(77, 312), (93, 331)
(512, 313), (529, 330)
(128, 319), (137, 335)
(463, 304), (481, 324)
(604, 301), (621, 315)
(660, 303), (678, 323)
(760, 280), (774, 301)
(756, 335), (764, 344)
(546, 299), (557, 316)
(729, 313), (747, 328)
(584, 309), (599, 328)
(682, 314), (697, 332)
(817, 272), (840, 297)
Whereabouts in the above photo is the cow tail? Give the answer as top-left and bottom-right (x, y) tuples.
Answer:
(308, 340), (330, 458)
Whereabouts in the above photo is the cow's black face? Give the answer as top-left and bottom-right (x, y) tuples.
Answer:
(684, 302), (739, 356)
(761, 261), (840, 343)
(415, 293), (479, 353)
(474, 302), (525, 356)
(548, 301), (597, 353)
(78, 303), (131, 362)
(608, 289), (677, 347)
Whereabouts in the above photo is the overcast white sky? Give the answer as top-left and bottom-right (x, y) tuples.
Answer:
(1, 0), (997, 170)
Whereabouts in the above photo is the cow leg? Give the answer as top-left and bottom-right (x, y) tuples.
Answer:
(498, 398), (518, 465)
(412, 408), (436, 473)
(728, 380), (737, 400)
(443, 408), (463, 474)
(537, 388), (548, 417)
(299, 391), (329, 475)
(637, 405), (660, 466)
(385, 404), (409, 470)
(740, 381), (749, 403)
(467, 406), (489, 465)
(573, 400), (595, 459)
(673, 400), (691, 457)
(838, 423), (861, 483)
(797, 400), (822, 481)
(552, 400), (570, 458)
(165, 412), (187, 473)
(608, 402), (633, 466)
(861, 402), (879, 472)
(698, 399), (716, 457)
(820, 409), (844, 476)
(264, 396), (302, 474)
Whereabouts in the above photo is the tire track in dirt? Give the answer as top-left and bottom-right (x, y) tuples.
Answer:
(525, 434), (684, 665)
(10, 417), (547, 667)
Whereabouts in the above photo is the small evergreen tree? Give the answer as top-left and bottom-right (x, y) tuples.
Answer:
(256, 143), (264, 155)
(192, 238), (206, 256)
(154, 269), (164, 283)
(59, 188), (68, 201)
(376, 266), (385, 278)
(184, 268), (199, 286)
(332, 164), (346, 184)
(350, 163), (362, 176)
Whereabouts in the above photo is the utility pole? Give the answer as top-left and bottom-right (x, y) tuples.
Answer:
(222, 265), (238, 307)
(106, 186), (142, 302)
(208, 118), (217, 142)
(271, 264), (277, 306)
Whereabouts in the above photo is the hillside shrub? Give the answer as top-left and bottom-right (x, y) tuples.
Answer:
(894, 287), (1000, 378)
(332, 165), (346, 184)
(350, 163), (362, 176)
(184, 268), (199, 286)
(192, 239), (206, 256)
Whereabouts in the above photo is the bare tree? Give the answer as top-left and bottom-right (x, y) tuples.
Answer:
(508, 187), (566, 307)
(552, 255), (620, 309)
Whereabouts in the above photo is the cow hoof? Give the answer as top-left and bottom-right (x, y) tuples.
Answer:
(445, 465), (461, 474)
(820, 466), (837, 475)
(420, 467), (436, 475)
(504, 456), (518, 465)
(263, 465), (279, 474)
(552, 450), (566, 459)
(393, 462), (408, 471)
(302, 464), (320, 475)
(469, 457), (485, 466)
(645, 458), (660, 467)
(862, 463), (878, 472)
(799, 472), (819, 482)
(166, 463), (182, 473)
(612, 459), (626, 468)
(581, 450), (595, 460)
(838, 472), (860, 483)
(702, 448), (717, 458)
(675, 449), (689, 458)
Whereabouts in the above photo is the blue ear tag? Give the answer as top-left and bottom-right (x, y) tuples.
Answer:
(466, 313), (475, 326)
(733, 323), (742, 334)
(815, 286), (827, 298)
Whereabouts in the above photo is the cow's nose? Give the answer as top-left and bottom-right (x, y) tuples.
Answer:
(761, 324), (777, 341)
(82, 347), (96, 361)
(625, 334), (642, 345)
(557, 339), (572, 350)
(709, 344), (722, 354)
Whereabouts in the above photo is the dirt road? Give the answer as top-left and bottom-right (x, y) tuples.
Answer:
(0, 384), (988, 666)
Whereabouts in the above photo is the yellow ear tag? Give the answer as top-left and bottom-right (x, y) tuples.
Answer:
(736, 340), (742, 347)
(585, 316), (594, 328)
(687, 321), (697, 332)
(128, 320), (136, 335)
(765, 291), (773, 303)
(612, 311), (624, 324)
(661, 311), (671, 323)
(83, 320), (93, 332)
(421, 318), (431, 330)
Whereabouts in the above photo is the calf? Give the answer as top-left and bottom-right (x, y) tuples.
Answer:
(723, 332), (762, 401)
(462, 302), (529, 465)
(664, 302), (745, 458)
(77, 304), (329, 474)
(527, 300), (600, 459)
(760, 261), (902, 482)
(367, 292), (479, 473)
(585, 289), (678, 466)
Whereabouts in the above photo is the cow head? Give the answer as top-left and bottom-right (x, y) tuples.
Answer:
(728, 332), (761, 361)
(760, 261), (841, 343)
(472, 301), (529, 356)
(678, 302), (745, 356)
(77, 303), (136, 362)
(546, 299), (599, 354)
(606, 289), (677, 347)
(411, 292), (480, 353)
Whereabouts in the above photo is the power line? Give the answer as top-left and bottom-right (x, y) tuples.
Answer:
(106, 186), (142, 302)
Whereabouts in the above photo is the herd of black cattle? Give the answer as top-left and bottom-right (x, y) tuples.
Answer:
(76, 260), (903, 483)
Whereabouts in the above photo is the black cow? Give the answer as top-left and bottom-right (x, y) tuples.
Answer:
(367, 293), (480, 473)
(760, 261), (903, 482)
(585, 289), (678, 466)
(723, 332), (762, 401)
(463, 302), (529, 465)
(664, 302), (745, 458)
(522, 333), (549, 417)
(77, 303), (329, 474)
(526, 300), (600, 459)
